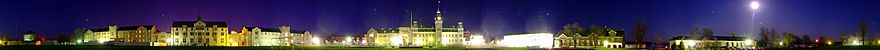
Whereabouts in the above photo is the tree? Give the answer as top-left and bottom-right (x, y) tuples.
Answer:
(782, 32), (797, 47)
(72, 28), (87, 43)
(802, 34), (811, 45)
(702, 28), (713, 36)
(859, 20), (867, 41)
(818, 35), (832, 46)
(687, 28), (713, 39)
(590, 25), (608, 36)
(634, 19), (647, 45)
(759, 27), (779, 47)
(559, 23), (586, 35)
(57, 34), (70, 42)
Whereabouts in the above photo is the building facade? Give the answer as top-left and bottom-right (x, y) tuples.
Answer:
(290, 29), (312, 46)
(78, 25), (165, 46)
(114, 25), (159, 43)
(366, 28), (401, 46)
(668, 36), (755, 49)
(554, 25), (624, 48)
(83, 26), (117, 44)
(502, 33), (554, 48)
(364, 3), (466, 47)
(240, 26), (309, 46)
(169, 15), (232, 46)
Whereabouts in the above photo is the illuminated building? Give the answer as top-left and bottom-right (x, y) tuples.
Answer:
(82, 26), (117, 44)
(240, 26), (307, 46)
(290, 29), (312, 46)
(79, 25), (165, 46)
(554, 26), (624, 48)
(363, 12), (466, 47)
(501, 33), (553, 48)
(366, 28), (400, 46)
(151, 32), (170, 46)
(24, 31), (38, 42)
(242, 27), (284, 46)
(363, 0), (465, 47)
(115, 25), (159, 43)
(228, 31), (243, 46)
(169, 15), (231, 46)
(669, 36), (755, 49)
(23, 31), (45, 45)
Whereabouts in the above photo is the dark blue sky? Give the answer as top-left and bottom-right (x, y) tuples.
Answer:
(1, 0), (880, 42)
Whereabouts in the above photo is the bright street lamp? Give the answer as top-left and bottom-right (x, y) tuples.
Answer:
(750, 1), (760, 10)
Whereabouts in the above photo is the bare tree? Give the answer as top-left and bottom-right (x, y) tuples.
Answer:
(634, 19), (647, 45)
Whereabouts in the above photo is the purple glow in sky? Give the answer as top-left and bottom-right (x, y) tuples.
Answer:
(1, 0), (880, 42)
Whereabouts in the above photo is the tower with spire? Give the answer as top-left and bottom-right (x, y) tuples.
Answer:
(366, 0), (466, 47)
(433, 0), (445, 46)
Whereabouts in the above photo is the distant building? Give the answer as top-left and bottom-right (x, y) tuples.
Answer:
(365, 28), (402, 46)
(668, 36), (755, 49)
(242, 26), (285, 46)
(21, 31), (45, 45)
(501, 33), (553, 48)
(23, 31), (38, 42)
(363, 0), (465, 47)
(168, 15), (232, 46)
(114, 25), (158, 43)
(151, 32), (170, 46)
(554, 25), (624, 48)
(79, 25), (163, 46)
(82, 26), (116, 44)
(363, 14), (466, 47)
(239, 26), (309, 46)
(290, 29), (312, 46)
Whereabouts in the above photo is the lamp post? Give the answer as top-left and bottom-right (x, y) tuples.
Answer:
(750, 1), (760, 24)
(749, 1), (761, 44)
(750, 1), (762, 28)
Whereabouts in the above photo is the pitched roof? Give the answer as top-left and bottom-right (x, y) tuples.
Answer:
(291, 30), (307, 34)
(243, 27), (281, 32)
(377, 28), (399, 33)
(88, 28), (110, 32)
(24, 31), (36, 34)
(260, 28), (281, 32)
(118, 25), (154, 30)
(606, 30), (624, 36)
(171, 21), (227, 27)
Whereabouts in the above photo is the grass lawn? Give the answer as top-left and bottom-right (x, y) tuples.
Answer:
(0, 45), (651, 50)
(592, 48), (632, 50)
(0, 45), (295, 50)
(296, 46), (471, 50)
(807, 45), (880, 50)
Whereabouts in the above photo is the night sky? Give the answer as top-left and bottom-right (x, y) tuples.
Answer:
(1, 0), (880, 42)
